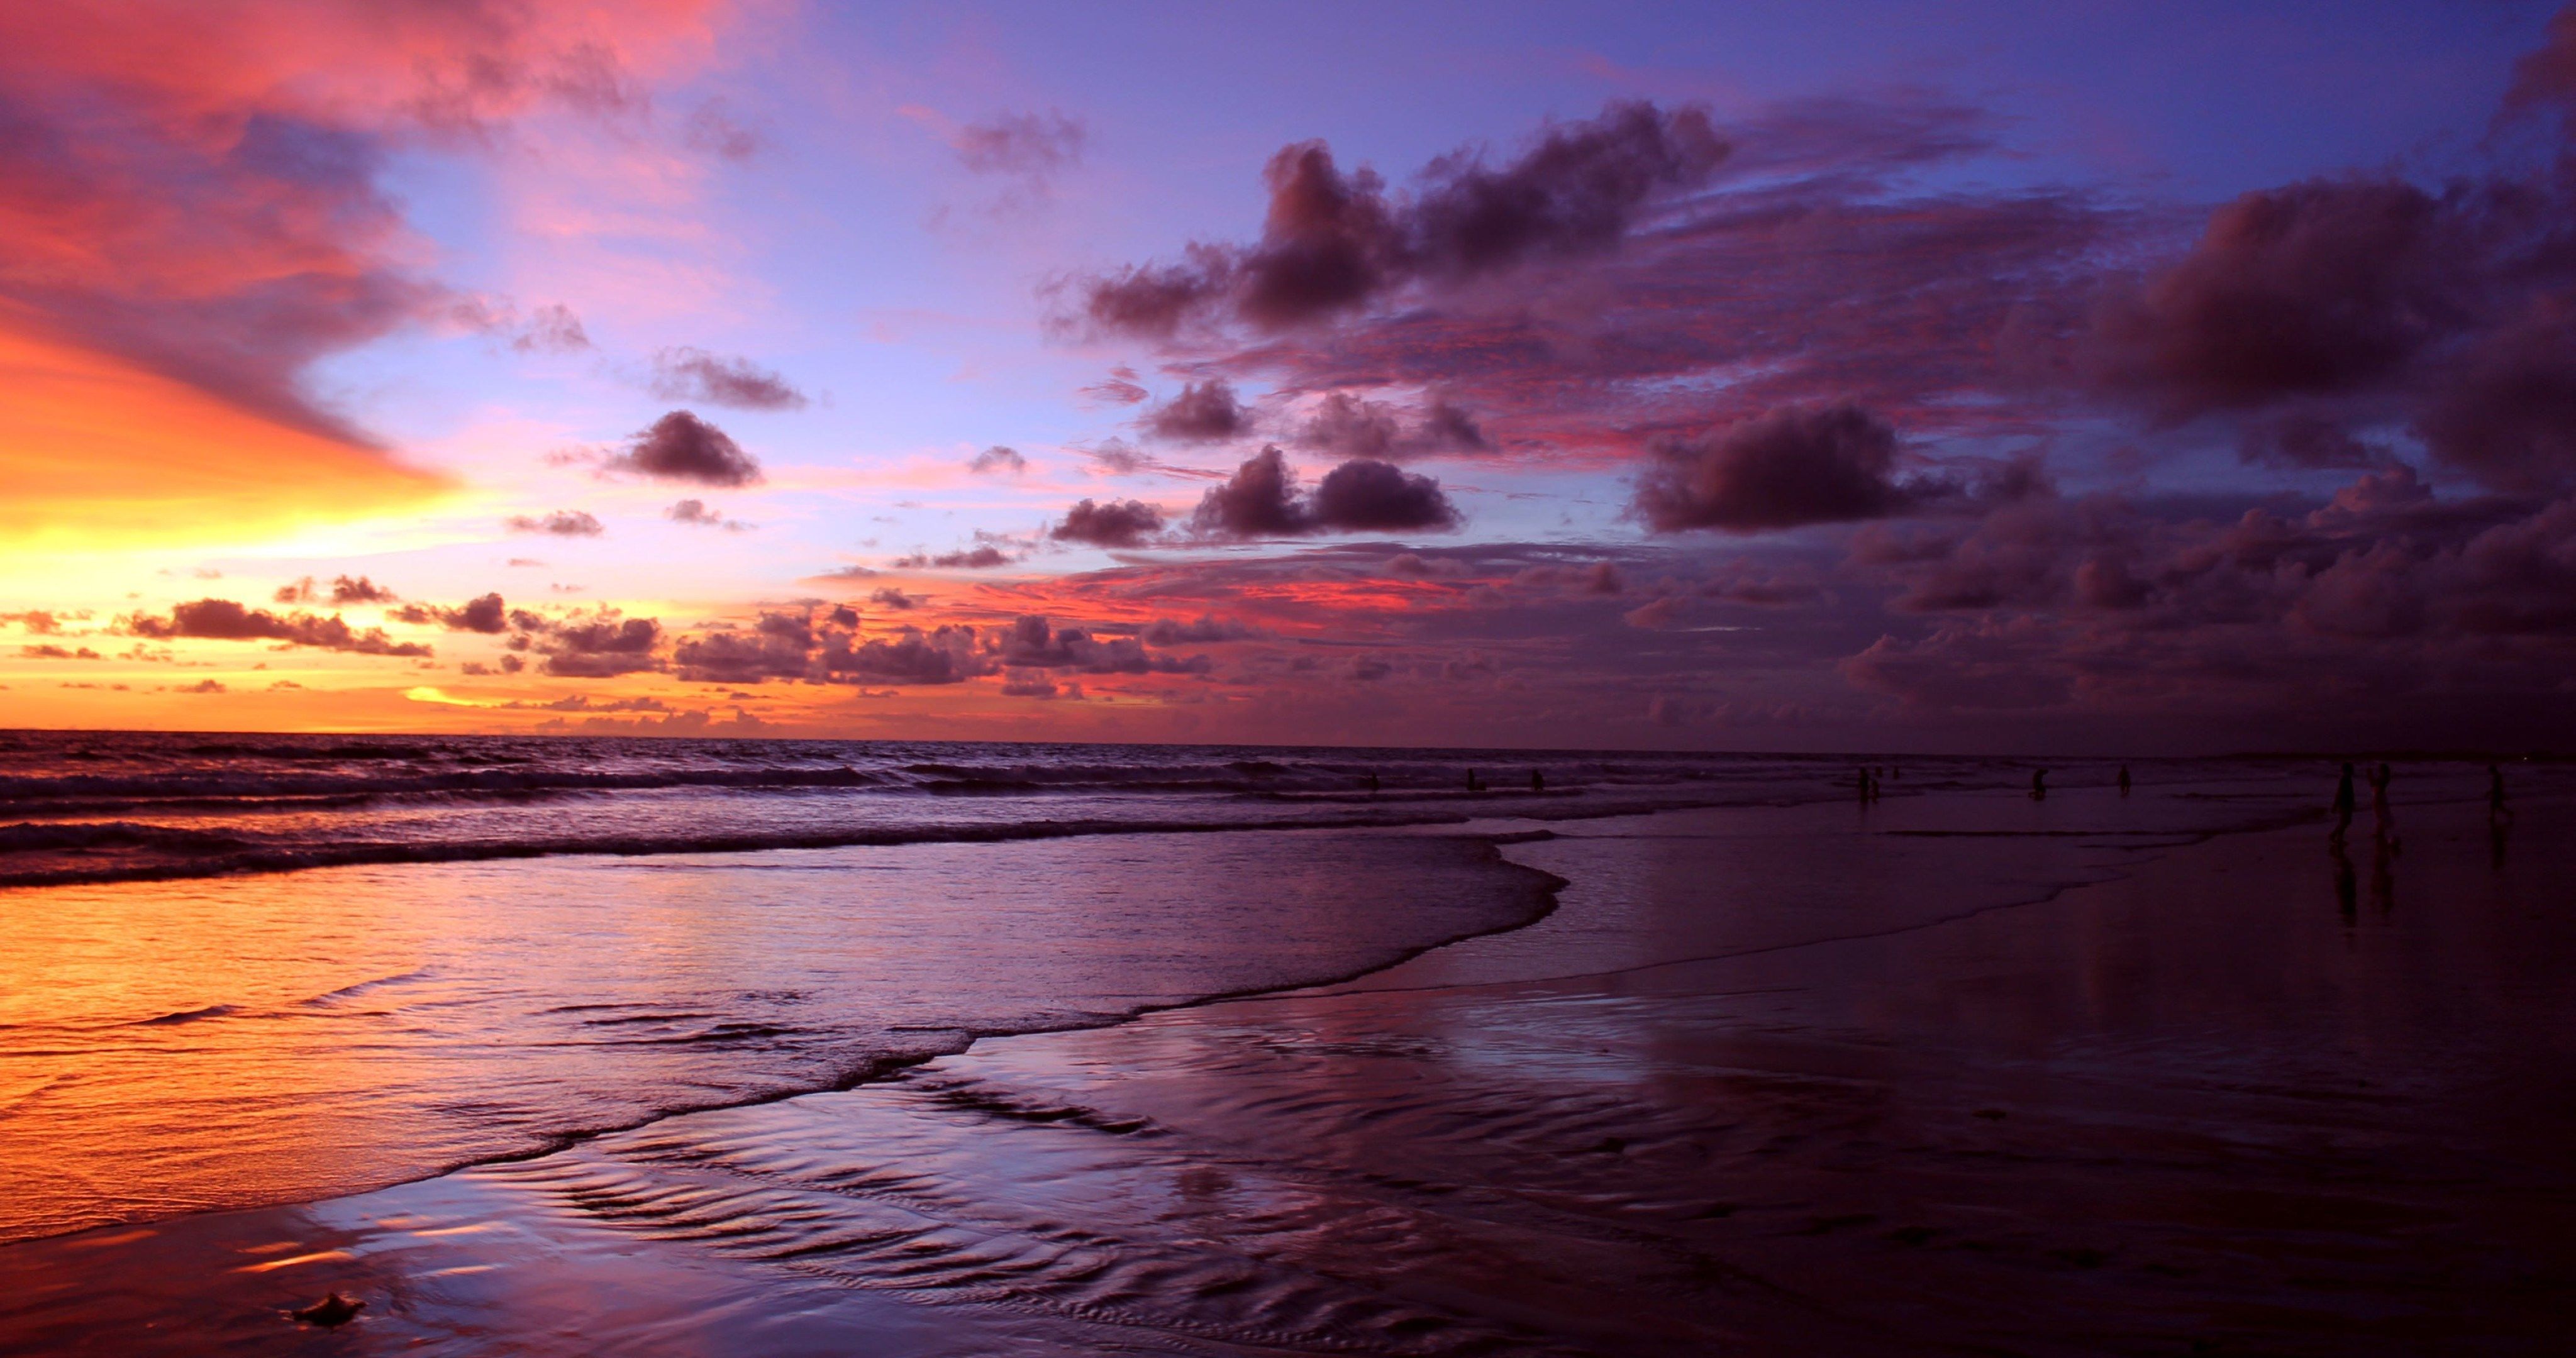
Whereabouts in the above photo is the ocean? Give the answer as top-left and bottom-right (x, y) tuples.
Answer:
(9, 733), (2569, 1355)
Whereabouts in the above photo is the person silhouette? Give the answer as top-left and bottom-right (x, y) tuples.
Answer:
(2029, 768), (2047, 801)
(2367, 763), (2399, 853)
(2329, 763), (2357, 846)
(2117, 765), (2131, 797)
(1466, 769), (1482, 793)
(1530, 770), (1545, 793)
(1857, 766), (1874, 803)
(1365, 771), (1380, 793)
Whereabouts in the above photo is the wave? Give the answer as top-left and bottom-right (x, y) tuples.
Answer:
(0, 790), (1736, 890)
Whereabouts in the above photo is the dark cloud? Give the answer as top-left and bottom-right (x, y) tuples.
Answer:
(1053, 498), (1167, 548)
(823, 626), (980, 685)
(1144, 378), (1251, 443)
(1296, 392), (1486, 458)
(671, 610), (816, 683)
(2085, 180), (2472, 417)
(504, 509), (605, 536)
(969, 445), (1028, 475)
(20, 644), (102, 660)
(667, 498), (752, 531)
(1192, 446), (1309, 537)
(1313, 458), (1461, 531)
(2416, 307), (2576, 493)
(869, 587), (921, 610)
(894, 546), (1013, 569)
(647, 348), (808, 411)
(1191, 446), (1461, 538)
(602, 411), (763, 486)
(3, 611), (62, 634)
(393, 592), (508, 634)
(125, 599), (432, 656)
(2505, 6), (2576, 116)
(1070, 101), (1725, 337)
(953, 109), (1086, 177)
(1083, 439), (1151, 473)
(1633, 404), (1917, 532)
(999, 671), (1064, 698)
(992, 616), (1212, 675)
(524, 609), (662, 678)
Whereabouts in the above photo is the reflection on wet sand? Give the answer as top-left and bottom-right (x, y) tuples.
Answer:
(3, 774), (2571, 1354)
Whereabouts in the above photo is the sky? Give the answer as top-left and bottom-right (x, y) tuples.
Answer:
(5, 0), (2575, 753)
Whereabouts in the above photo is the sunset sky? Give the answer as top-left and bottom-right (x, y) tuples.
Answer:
(6, 1), (2575, 752)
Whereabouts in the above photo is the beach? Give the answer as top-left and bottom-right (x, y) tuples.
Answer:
(4, 748), (2568, 1354)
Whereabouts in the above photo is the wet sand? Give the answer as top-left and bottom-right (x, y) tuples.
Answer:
(5, 776), (2572, 1354)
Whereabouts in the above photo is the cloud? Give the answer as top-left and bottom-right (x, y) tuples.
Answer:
(523, 608), (662, 677)
(894, 546), (1013, 569)
(671, 610), (820, 683)
(0, 3), (727, 548)
(803, 563), (881, 582)
(1079, 366), (1150, 405)
(20, 644), (102, 660)
(505, 510), (605, 536)
(952, 110), (1086, 177)
(1053, 498), (1167, 548)
(1144, 378), (1251, 442)
(1311, 458), (1463, 531)
(1192, 446), (1308, 536)
(1068, 101), (1726, 336)
(1191, 446), (1460, 538)
(992, 616), (1211, 675)
(1297, 392), (1486, 459)
(275, 573), (398, 605)
(869, 587), (921, 610)
(2416, 307), (2576, 494)
(667, 498), (752, 531)
(2505, 6), (2576, 116)
(393, 593), (508, 633)
(647, 348), (808, 411)
(602, 411), (763, 486)
(1137, 614), (1264, 644)
(2084, 180), (2471, 418)
(125, 599), (432, 656)
(1633, 404), (1918, 532)
(969, 445), (1028, 474)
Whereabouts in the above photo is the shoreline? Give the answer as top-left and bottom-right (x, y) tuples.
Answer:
(9, 778), (2568, 1354)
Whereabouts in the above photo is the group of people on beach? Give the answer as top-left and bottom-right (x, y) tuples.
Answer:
(2328, 762), (2517, 846)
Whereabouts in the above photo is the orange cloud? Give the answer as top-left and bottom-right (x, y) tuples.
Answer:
(0, 324), (449, 553)
(0, 1), (731, 547)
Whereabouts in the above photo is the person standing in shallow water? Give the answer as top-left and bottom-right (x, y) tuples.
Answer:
(2368, 763), (2399, 853)
(2029, 768), (2047, 800)
(2329, 763), (2357, 846)
(2118, 765), (2132, 797)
